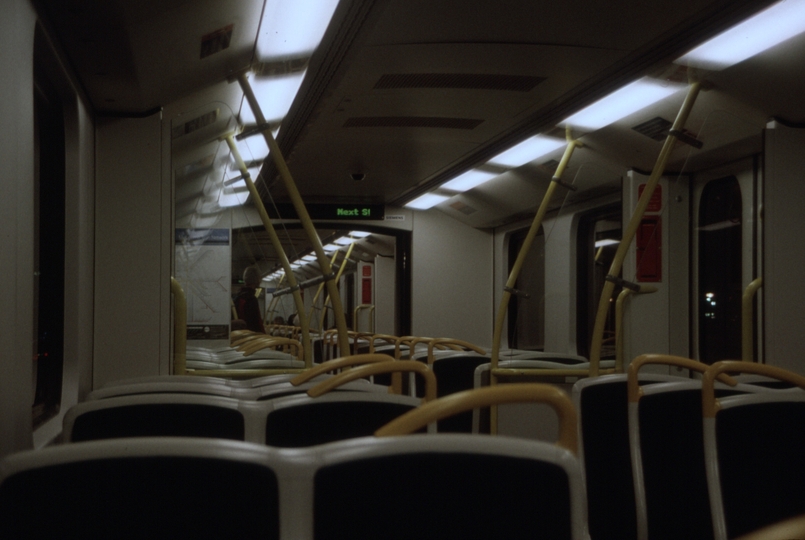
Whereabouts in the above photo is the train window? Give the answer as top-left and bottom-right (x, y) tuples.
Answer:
(507, 228), (544, 350)
(32, 28), (66, 428)
(697, 176), (742, 364)
(576, 204), (622, 359)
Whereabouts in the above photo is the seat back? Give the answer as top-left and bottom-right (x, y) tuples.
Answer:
(702, 361), (805, 540)
(263, 392), (421, 447)
(572, 373), (679, 540)
(0, 438), (282, 539)
(311, 434), (584, 540)
(63, 394), (259, 442)
(708, 392), (805, 538)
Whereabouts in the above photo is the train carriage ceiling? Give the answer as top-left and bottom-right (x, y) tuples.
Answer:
(38, 0), (804, 240)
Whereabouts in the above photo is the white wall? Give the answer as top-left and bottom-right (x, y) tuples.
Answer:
(0, 0), (36, 458)
(623, 172), (690, 364)
(375, 255), (396, 335)
(412, 209), (493, 346)
(94, 114), (172, 386)
(764, 122), (805, 374)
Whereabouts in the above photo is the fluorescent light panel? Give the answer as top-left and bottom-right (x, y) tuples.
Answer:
(487, 136), (566, 168)
(323, 243), (340, 252)
(561, 78), (685, 130)
(405, 193), (449, 210)
(441, 170), (497, 192)
(236, 136), (269, 161)
(256, 0), (341, 61)
(241, 71), (307, 124)
(677, 0), (805, 70)
(349, 231), (370, 238)
(334, 237), (353, 245)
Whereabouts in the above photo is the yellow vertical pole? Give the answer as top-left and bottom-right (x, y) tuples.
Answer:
(742, 277), (763, 362)
(308, 249), (341, 328)
(319, 242), (356, 332)
(170, 277), (187, 375)
(589, 82), (701, 376)
(224, 134), (312, 368)
(489, 127), (581, 433)
(237, 73), (351, 357)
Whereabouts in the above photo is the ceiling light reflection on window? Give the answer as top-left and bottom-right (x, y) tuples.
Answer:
(487, 136), (566, 168)
(676, 0), (805, 70)
(256, 0), (341, 61)
(561, 78), (685, 130)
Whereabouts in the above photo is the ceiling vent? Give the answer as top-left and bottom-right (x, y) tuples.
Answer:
(343, 116), (483, 129)
(450, 201), (477, 215)
(632, 117), (672, 141)
(200, 24), (233, 59)
(172, 109), (219, 139)
(374, 73), (545, 92)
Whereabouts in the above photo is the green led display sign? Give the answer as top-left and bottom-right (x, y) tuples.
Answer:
(269, 203), (385, 221)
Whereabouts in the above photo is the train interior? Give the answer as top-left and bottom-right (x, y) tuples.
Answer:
(3, 0), (805, 537)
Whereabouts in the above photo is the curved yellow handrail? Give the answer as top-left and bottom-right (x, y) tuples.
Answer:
(702, 361), (805, 418)
(369, 334), (398, 353)
(427, 338), (486, 365)
(240, 337), (303, 360)
(230, 329), (255, 342)
(627, 354), (738, 404)
(289, 354), (393, 386)
(375, 384), (577, 454)
(232, 333), (268, 348)
(307, 361), (437, 402)
(742, 277), (763, 362)
(735, 514), (805, 540)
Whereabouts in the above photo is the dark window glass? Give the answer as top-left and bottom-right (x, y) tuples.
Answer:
(698, 176), (742, 364)
(32, 27), (66, 428)
(576, 205), (621, 359)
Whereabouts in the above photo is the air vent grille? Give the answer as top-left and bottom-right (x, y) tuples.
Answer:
(200, 24), (233, 59)
(172, 109), (219, 139)
(375, 73), (544, 92)
(450, 201), (477, 215)
(343, 116), (483, 129)
(632, 117), (672, 141)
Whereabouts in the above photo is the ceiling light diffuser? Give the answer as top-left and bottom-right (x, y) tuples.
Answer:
(349, 231), (370, 238)
(405, 193), (449, 210)
(240, 71), (307, 124)
(676, 0), (805, 70)
(561, 78), (685, 131)
(487, 136), (566, 168)
(256, 0), (341, 61)
(441, 170), (497, 192)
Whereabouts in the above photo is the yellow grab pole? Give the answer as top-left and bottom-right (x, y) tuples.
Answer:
(615, 285), (658, 372)
(489, 127), (581, 433)
(170, 278), (187, 375)
(224, 134), (312, 368)
(308, 249), (341, 328)
(742, 277), (763, 362)
(589, 82), (701, 376)
(237, 73), (350, 357)
(319, 241), (355, 333)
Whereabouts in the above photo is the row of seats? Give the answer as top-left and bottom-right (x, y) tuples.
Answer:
(0, 382), (589, 539)
(67, 357), (432, 447)
(573, 355), (805, 540)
